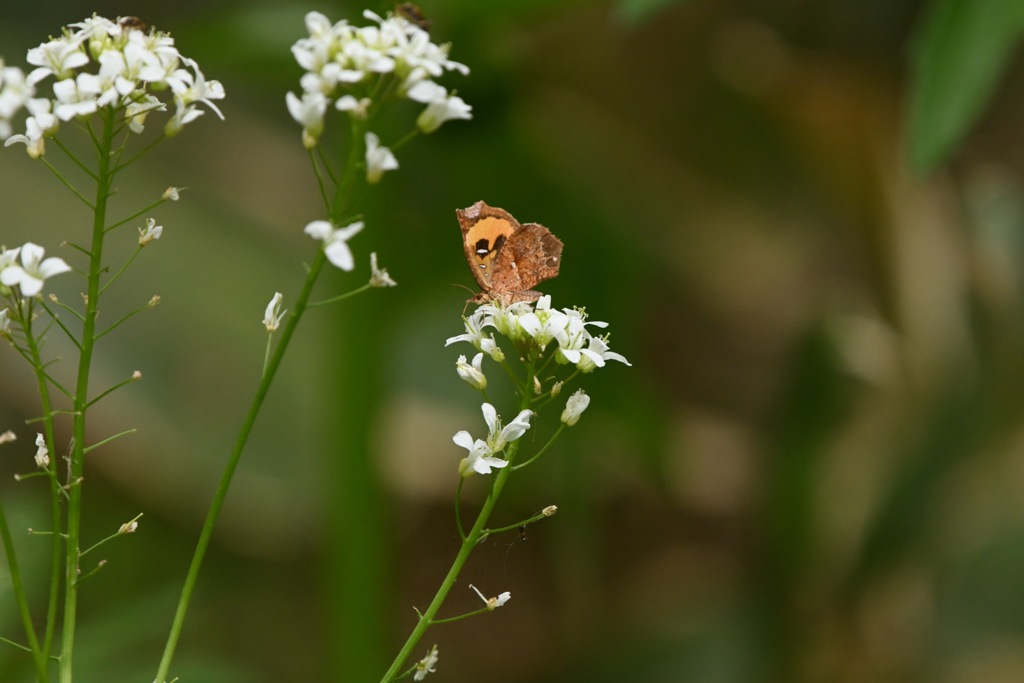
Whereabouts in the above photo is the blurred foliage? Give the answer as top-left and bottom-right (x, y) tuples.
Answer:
(3, 0), (1024, 682)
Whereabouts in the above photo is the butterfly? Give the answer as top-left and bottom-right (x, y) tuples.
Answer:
(457, 201), (563, 305)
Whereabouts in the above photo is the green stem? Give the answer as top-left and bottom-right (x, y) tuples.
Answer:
(86, 374), (139, 409)
(79, 513), (142, 558)
(455, 478), (466, 542)
(484, 509), (552, 534)
(112, 134), (164, 174)
(98, 246), (142, 295)
(82, 429), (136, 454)
(0, 490), (47, 680)
(429, 607), (490, 624)
(93, 300), (154, 340)
(52, 137), (97, 180)
(60, 106), (116, 683)
(512, 424), (565, 470)
(309, 149), (331, 213)
(377, 368), (536, 683)
(23, 302), (62, 674)
(40, 157), (94, 210)
(104, 197), (167, 233)
(307, 283), (372, 308)
(262, 333), (274, 377)
(153, 249), (330, 683)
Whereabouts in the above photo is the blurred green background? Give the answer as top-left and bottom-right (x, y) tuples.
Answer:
(4, 0), (1024, 681)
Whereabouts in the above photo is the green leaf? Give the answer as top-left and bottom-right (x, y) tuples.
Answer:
(907, 0), (1024, 176)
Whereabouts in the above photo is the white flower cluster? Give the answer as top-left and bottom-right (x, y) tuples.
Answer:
(287, 10), (472, 150)
(453, 402), (533, 477)
(1, 243), (71, 297)
(446, 295), (631, 374)
(2, 15), (224, 157)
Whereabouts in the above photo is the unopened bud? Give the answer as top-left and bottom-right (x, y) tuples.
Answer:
(533, 376), (542, 395)
(148, 295), (160, 308)
(118, 521), (138, 534)
(49, 293), (58, 302)
(550, 381), (563, 398)
(131, 370), (142, 380)
(0, 430), (16, 445)
(542, 505), (557, 517)
(81, 293), (88, 305)
(163, 187), (182, 201)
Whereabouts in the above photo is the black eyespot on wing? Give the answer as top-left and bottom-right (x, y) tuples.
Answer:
(493, 234), (507, 252)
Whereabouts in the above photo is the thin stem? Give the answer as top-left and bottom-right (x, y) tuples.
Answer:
(112, 134), (164, 174)
(429, 608), (490, 625)
(0, 492), (47, 680)
(82, 428), (136, 454)
(512, 424), (566, 471)
(38, 300), (82, 350)
(485, 511), (551, 535)
(47, 298), (86, 323)
(309, 149), (332, 213)
(262, 333), (273, 377)
(455, 478), (466, 542)
(389, 128), (419, 153)
(62, 242), (93, 258)
(40, 157), (94, 210)
(52, 137), (97, 180)
(98, 246), (142, 295)
(93, 300), (154, 340)
(79, 513), (142, 558)
(307, 283), (372, 308)
(26, 410), (80, 424)
(316, 145), (340, 185)
(105, 197), (166, 233)
(86, 375), (138, 408)
(61, 105), (116, 683)
(23, 302), (63, 672)
(153, 251), (330, 683)
(532, 370), (581, 411)
(498, 358), (525, 393)
(10, 343), (73, 398)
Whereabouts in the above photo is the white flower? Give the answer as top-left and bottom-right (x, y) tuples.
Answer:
(560, 389), (590, 426)
(518, 305), (569, 349)
(0, 243), (71, 297)
(445, 308), (489, 349)
(138, 218), (162, 246)
(405, 79), (447, 103)
(0, 245), (21, 271)
(470, 584), (510, 611)
(0, 308), (10, 336)
(480, 300), (533, 342)
(304, 220), (364, 270)
(125, 94), (165, 133)
(286, 91), (328, 149)
(263, 292), (286, 332)
(0, 64), (34, 137)
(479, 336), (504, 362)
(118, 520), (138, 534)
(26, 35), (89, 85)
(163, 187), (181, 201)
(575, 336), (631, 373)
(364, 131), (398, 183)
(413, 645), (438, 681)
(164, 95), (203, 136)
(5, 98), (59, 158)
(0, 430), (15, 444)
(336, 95), (371, 119)
(34, 433), (49, 468)
(175, 58), (224, 118)
(456, 353), (487, 391)
(542, 505), (557, 516)
(417, 94), (472, 133)
(453, 431), (506, 477)
(482, 402), (532, 452)
(368, 252), (396, 287)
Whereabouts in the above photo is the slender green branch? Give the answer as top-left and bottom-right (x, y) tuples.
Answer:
(86, 374), (139, 408)
(104, 197), (166, 233)
(455, 478), (466, 542)
(309, 149), (332, 213)
(74, 560), (107, 586)
(98, 245), (142, 295)
(40, 157), (94, 210)
(532, 370), (580, 411)
(80, 513), (142, 558)
(307, 283), (372, 308)
(63, 241), (93, 257)
(93, 299), (155, 340)
(83, 429), (136, 454)
(0, 635), (60, 661)
(485, 509), (552, 534)
(498, 358), (525, 392)
(262, 333), (274, 378)
(111, 134), (164, 174)
(0, 492), (47, 680)
(512, 424), (565, 471)
(316, 145), (340, 185)
(13, 471), (48, 481)
(10, 343), (73, 398)
(389, 128), (419, 153)
(429, 608), (490, 624)
(37, 300), (83, 350)
(47, 298), (86, 323)
(26, 410), (80, 424)
(52, 137), (98, 180)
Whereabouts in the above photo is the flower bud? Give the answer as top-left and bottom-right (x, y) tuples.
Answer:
(138, 218), (163, 246)
(132, 370), (142, 380)
(542, 505), (557, 517)
(34, 433), (49, 468)
(163, 187), (182, 201)
(533, 376), (542, 395)
(0, 430), (16, 445)
(480, 337), (504, 362)
(550, 381), (563, 397)
(148, 295), (161, 308)
(456, 353), (487, 391)
(560, 389), (590, 427)
(118, 521), (138, 534)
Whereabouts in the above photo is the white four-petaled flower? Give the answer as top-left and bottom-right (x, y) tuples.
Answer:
(368, 252), (396, 287)
(456, 353), (487, 391)
(470, 584), (510, 611)
(286, 91), (329, 149)
(304, 220), (364, 270)
(138, 217), (162, 246)
(34, 433), (49, 468)
(417, 94), (472, 133)
(413, 645), (438, 681)
(482, 402), (533, 453)
(364, 131), (398, 183)
(0, 242), (71, 297)
(263, 292), (286, 332)
(561, 389), (590, 427)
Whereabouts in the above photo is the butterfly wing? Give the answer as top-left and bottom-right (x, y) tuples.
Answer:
(457, 201), (520, 292)
(488, 222), (563, 294)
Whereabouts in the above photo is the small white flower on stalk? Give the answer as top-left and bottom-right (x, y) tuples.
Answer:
(138, 218), (162, 246)
(34, 433), (49, 468)
(336, 95), (371, 119)
(445, 308), (488, 349)
(470, 584), (510, 611)
(365, 131), (398, 183)
(5, 98), (59, 158)
(575, 336), (631, 373)
(125, 94), (164, 134)
(453, 432), (506, 477)
(52, 73), (100, 120)
(413, 645), (438, 681)
(286, 91), (329, 149)
(456, 353), (487, 391)
(482, 402), (532, 452)
(560, 389), (590, 427)
(26, 35), (89, 85)
(368, 252), (396, 287)
(163, 187), (182, 201)
(550, 381), (563, 397)
(0, 63), (34, 139)
(175, 58), (225, 118)
(518, 302), (569, 350)
(118, 520), (138, 534)
(0, 430), (16, 445)
(480, 336), (504, 362)
(480, 301), (532, 342)
(417, 94), (472, 133)
(0, 308), (10, 337)
(304, 220), (364, 271)
(164, 96), (203, 136)
(0, 245), (20, 271)
(0, 243), (71, 297)
(263, 292), (286, 332)
(542, 505), (558, 516)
